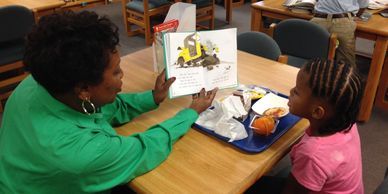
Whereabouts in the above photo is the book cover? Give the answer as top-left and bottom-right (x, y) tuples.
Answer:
(163, 28), (238, 98)
(152, 19), (179, 73)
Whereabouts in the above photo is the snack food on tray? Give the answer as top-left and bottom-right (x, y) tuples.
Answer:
(233, 85), (267, 101)
(250, 115), (277, 136)
(263, 107), (288, 118)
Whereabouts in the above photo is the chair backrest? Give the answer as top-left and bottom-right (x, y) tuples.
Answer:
(0, 5), (34, 43)
(0, 5), (33, 112)
(272, 19), (336, 66)
(237, 31), (282, 61)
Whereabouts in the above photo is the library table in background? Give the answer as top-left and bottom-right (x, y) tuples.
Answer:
(114, 48), (309, 193)
(0, 0), (65, 21)
(0, 0), (108, 21)
(250, 0), (388, 122)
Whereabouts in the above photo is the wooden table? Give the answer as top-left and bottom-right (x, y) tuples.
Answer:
(0, 0), (65, 21)
(61, 0), (107, 11)
(115, 48), (309, 193)
(251, 0), (388, 122)
(0, 0), (107, 21)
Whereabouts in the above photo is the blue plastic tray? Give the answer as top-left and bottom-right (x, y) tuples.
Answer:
(193, 92), (301, 153)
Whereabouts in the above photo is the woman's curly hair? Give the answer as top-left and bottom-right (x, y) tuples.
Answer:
(24, 10), (119, 94)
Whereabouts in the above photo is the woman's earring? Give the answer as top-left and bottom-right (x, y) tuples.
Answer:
(81, 97), (96, 115)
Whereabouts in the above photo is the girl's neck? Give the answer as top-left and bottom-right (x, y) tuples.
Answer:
(308, 120), (336, 137)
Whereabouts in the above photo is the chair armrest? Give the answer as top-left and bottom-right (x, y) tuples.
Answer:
(277, 54), (288, 64)
(268, 23), (276, 38)
(328, 33), (337, 61)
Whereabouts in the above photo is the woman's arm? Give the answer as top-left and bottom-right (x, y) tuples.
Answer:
(49, 108), (198, 193)
(102, 91), (159, 125)
(103, 69), (175, 126)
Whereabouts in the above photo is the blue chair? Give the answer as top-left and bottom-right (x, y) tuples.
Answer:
(121, 0), (172, 45)
(269, 19), (337, 68)
(0, 5), (33, 112)
(237, 31), (287, 63)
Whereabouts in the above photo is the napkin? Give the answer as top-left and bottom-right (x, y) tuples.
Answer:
(195, 96), (248, 142)
(251, 93), (289, 115)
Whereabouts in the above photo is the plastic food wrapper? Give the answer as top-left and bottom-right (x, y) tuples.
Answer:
(195, 96), (248, 142)
(232, 93), (251, 122)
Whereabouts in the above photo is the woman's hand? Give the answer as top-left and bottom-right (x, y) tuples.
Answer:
(153, 69), (175, 105)
(189, 88), (218, 114)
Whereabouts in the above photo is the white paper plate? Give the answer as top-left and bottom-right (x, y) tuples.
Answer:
(251, 93), (289, 117)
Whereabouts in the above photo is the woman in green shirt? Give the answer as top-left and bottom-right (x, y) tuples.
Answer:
(0, 11), (217, 193)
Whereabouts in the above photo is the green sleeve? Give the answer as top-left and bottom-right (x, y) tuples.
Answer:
(64, 108), (198, 192)
(101, 90), (158, 126)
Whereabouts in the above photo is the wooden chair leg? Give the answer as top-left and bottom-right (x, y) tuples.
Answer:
(210, 3), (215, 29)
(144, 15), (152, 45)
(121, 0), (130, 34)
(375, 56), (388, 110)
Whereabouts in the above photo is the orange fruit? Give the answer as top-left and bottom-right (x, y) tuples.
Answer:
(252, 116), (275, 136)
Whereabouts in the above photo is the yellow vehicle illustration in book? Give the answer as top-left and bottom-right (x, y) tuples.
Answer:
(176, 32), (220, 70)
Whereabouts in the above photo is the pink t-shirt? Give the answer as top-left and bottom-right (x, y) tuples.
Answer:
(290, 124), (364, 194)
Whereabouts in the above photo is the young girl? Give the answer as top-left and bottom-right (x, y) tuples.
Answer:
(284, 58), (364, 193)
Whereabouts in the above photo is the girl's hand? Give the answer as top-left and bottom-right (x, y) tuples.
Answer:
(189, 88), (218, 114)
(153, 69), (175, 104)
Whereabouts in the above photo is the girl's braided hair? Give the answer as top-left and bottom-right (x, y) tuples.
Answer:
(302, 59), (364, 134)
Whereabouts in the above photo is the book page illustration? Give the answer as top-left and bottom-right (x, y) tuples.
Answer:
(164, 28), (237, 98)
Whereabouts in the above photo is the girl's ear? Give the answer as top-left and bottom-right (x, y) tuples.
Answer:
(312, 106), (326, 120)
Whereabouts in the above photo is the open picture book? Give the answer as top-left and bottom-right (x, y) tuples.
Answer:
(283, 0), (316, 13)
(163, 28), (238, 98)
